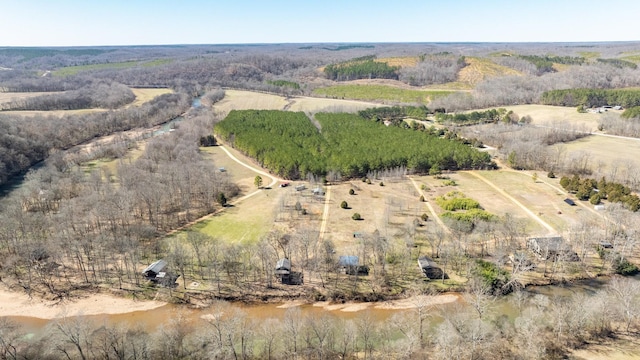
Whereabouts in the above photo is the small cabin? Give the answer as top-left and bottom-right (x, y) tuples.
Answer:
(418, 256), (446, 279)
(527, 237), (579, 261)
(339, 255), (369, 275)
(275, 258), (292, 284)
(295, 185), (306, 191)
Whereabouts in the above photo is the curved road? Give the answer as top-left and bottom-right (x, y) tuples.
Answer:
(166, 144), (281, 236)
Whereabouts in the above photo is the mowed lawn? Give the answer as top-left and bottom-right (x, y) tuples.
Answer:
(194, 146), (283, 244)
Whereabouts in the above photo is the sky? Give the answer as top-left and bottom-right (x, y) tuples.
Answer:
(1, 0), (639, 46)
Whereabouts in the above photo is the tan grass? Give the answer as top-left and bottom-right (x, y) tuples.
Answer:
(128, 88), (173, 107)
(457, 57), (522, 85)
(375, 56), (419, 67)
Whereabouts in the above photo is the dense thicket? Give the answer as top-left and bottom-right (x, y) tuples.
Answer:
(358, 105), (430, 124)
(518, 55), (586, 74)
(0, 92), (190, 187)
(214, 110), (494, 179)
(324, 59), (400, 81)
(541, 88), (640, 107)
(597, 58), (638, 69)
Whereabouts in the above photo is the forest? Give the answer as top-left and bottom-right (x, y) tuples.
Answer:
(213, 110), (494, 179)
(2, 41), (640, 359)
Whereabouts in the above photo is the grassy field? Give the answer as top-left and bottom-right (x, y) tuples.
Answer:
(312, 84), (454, 104)
(0, 91), (57, 103)
(213, 89), (289, 114)
(555, 134), (640, 180)
(192, 146), (285, 244)
(52, 59), (172, 76)
(577, 51), (600, 59)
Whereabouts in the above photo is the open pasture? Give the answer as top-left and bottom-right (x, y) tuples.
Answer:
(555, 134), (640, 181)
(500, 104), (603, 131)
(129, 88), (173, 107)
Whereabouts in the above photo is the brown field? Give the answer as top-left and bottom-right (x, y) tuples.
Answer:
(554, 134), (640, 180)
(214, 89), (289, 113)
(0, 91), (57, 103)
(213, 89), (382, 114)
(128, 87), (173, 107)
(500, 104), (604, 131)
(375, 56), (419, 68)
(457, 57), (522, 85)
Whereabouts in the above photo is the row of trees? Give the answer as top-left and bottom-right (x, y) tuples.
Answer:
(560, 174), (640, 211)
(214, 110), (495, 179)
(541, 88), (640, 108)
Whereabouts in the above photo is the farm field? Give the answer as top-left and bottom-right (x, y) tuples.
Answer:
(0, 91), (58, 103)
(500, 104), (605, 131)
(128, 87), (173, 107)
(312, 84), (454, 104)
(52, 59), (172, 77)
(554, 133), (640, 179)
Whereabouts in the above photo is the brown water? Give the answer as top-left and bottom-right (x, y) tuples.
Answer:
(4, 276), (620, 337)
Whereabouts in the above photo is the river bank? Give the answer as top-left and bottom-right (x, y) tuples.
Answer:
(0, 285), (166, 320)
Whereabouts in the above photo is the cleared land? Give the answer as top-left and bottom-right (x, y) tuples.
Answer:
(457, 57), (522, 85)
(0, 87), (172, 116)
(500, 104), (604, 131)
(554, 133), (640, 180)
(312, 84), (454, 104)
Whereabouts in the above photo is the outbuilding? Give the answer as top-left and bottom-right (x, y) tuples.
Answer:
(527, 237), (579, 261)
(418, 256), (446, 279)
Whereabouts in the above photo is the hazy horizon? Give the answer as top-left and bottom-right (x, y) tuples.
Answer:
(3, 0), (639, 47)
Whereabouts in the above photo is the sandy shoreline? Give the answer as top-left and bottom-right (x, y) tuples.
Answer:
(0, 286), (166, 320)
(277, 294), (460, 312)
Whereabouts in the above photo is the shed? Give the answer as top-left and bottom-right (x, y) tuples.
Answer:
(295, 185), (306, 191)
(312, 187), (325, 195)
(143, 259), (167, 279)
(564, 198), (576, 206)
(527, 237), (579, 261)
(418, 256), (446, 279)
(594, 204), (605, 211)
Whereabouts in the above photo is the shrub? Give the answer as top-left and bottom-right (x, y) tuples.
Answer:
(442, 179), (457, 186)
(379, 181), (384, 186)
(352, 213), (362, 220)
(474, 259), (510, 291)
(547, 171), (556, 178)
(614, 258), (639, 276)
(340, 201), (349, 209)
(216, 192), (227, 206)
(421, 213), (429, 222)
(301, 209), (307, 215)
(366, 178), (371, 184)
(349, 189), (355, 195)
(420, 184), (428, 190)
(420, 195), (425, 202)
